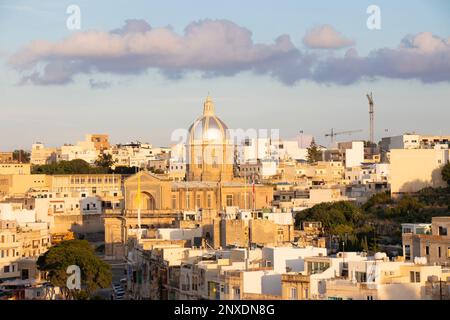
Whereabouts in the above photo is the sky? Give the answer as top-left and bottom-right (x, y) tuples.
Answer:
(0, 0), (449, 150)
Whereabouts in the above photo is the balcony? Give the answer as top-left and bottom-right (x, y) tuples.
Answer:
(124, 210), (180, 218)
(0, 242), (21, 249)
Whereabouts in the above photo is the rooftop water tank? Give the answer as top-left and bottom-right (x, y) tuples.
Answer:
(374, 252), (387, 260)
(414, 256), (427, 265)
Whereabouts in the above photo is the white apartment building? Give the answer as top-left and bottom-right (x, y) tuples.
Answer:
(342, 141), (365, 168)
(282, 252), (368, 300)
(380, 134), (450, 162)
(345, 163), (390, 185)
(324, 253), (449, 300)
(0, 220), (21, 280)
(384, 134), (421, 150)
(262, 246), (327, 273)
(238, 135), (312, 164)
(0, 216), (51, 282)
(30, 143), (58, 165)
(106, 142), (169, 168)
(60, 143), (99, 165)
(239, 159), (278, 180)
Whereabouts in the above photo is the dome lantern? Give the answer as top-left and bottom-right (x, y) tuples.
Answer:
(203, 95), (215, 116)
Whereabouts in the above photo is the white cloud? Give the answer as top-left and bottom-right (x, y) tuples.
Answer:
(9, 19), (307, 85)
(7, 20), (450, 86)
(302, 25), (354, 49)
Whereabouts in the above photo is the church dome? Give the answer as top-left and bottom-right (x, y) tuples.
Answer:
(188, 96), (229, 144)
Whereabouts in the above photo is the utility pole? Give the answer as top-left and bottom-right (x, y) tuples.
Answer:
(342, 240), (345, 277)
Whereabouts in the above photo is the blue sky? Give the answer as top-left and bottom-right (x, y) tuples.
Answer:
(1, 0), (449, 150)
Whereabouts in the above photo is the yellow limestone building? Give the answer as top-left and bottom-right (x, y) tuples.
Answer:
(104, 97), (274, 259)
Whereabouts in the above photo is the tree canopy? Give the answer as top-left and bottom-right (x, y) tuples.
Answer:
(32, 159), (108, 174)
(295, 188), (450, 253)
(295, 201), (363, 234)
(442, 162), (450, 187)
(112, 166), (140, 174)
(13, 149), (30, 163)
(94, 153), (116, 170)
(306, 138), (322, 164)
(149, 167), (165, 174)
(31, 158), (140, 175)
(37, 240), (112, 299)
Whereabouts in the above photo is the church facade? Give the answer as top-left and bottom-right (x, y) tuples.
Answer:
(104, 97), (274, 259)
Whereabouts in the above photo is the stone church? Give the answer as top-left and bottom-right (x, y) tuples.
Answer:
(104, 97), (273, 259)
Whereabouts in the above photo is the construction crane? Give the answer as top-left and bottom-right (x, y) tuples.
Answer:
(366, 92), (374, 145)
(325, 128), (363, 146)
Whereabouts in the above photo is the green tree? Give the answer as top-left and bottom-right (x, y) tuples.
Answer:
(37, 240), (112, 300)
(149, 167), (165, 174)
(295, 201), (363, 231)
(112, 166), (139, 174)
(362, 191), (392, 211)
(13, 149), (30, 163)
(32, 159), (108, 174)
(442, 162), (450, 187)
(306, 138), (322, 164)
(94, 153), (116, 170)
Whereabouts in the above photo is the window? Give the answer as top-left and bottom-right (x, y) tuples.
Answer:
(3, 266), (10, 273)
(207, 194), (212, 208)
(171, 195), (177, 209)
(410, 271), (421, 283)
(290, 287), (297, 300)
(21, 269), (29, 280)
(438, 247), (441, 258)
(425, 246), (430, 255)
(403, 227), (412, 234)
(439, 226), (448, 236)
(196, 194), (201, 208)
(186, 194), (190, 209)
(355, 272), (367, 283)
(404, 245), (411, 260)
(226, 195), (233, 207)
